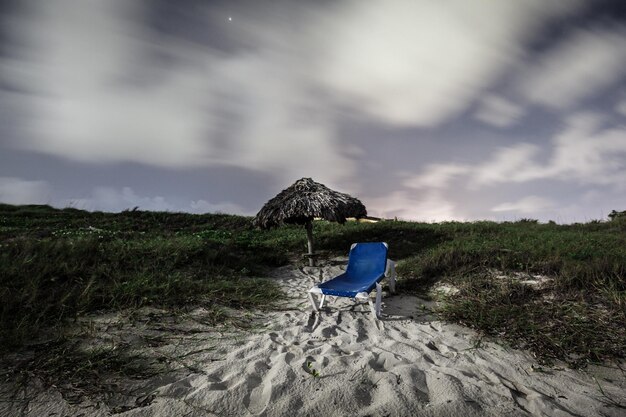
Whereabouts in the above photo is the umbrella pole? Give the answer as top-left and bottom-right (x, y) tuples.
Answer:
(305, 220), (315, 267)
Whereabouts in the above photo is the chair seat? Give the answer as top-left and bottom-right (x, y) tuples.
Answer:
(317, 272), (384, 297)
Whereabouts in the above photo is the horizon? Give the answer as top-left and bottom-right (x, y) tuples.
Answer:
(1, 1), (626, 224)
(4, 201), (624, 226)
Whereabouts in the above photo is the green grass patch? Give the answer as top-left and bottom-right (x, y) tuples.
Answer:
(0, 205), (288, 351)
(438, 275), (625, 366)
(393, 220), (626, 366)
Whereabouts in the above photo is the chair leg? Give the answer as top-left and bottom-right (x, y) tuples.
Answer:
(375, 282), (382, 318)
(308, 292), (319, 312)
(319, 295), (326, 309)
(366, 283), (383, 320)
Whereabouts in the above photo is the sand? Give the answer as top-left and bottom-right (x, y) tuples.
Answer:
(2, 260), (625, 417)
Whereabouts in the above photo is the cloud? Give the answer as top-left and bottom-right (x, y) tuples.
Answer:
(470, 113), (626, 188)
(81, 187), (177, 212)
(5, 0), (617, 225)
(404, 164), (469, 189)
(190, 199), (250, 215)
(473, 143), (542, 186)
(473, 95), (524, 128)
(64, 186), (249, 214)
(492, 196), (555, 214)
(2, 1), (212, 168)
(315, 0), (583, 126)
(414, 113), (626, 190)
(365, 190), (463, 222)
(616, 99), (626, 117)
(517, 25), (626, 109)
(542, 113), (626, 186)
(0, 0), (589, 192)
(0, 177), (51, 205)
(1, 0), (354, 185)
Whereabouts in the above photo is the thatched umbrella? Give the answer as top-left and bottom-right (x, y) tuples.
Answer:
(253, 177), (367, 266)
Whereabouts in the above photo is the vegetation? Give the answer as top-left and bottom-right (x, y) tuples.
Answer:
(0, 204), (291, 351)
(608, 209), (626, 222)
(388, 219), (626, 366)
(1, 204), (625, 369)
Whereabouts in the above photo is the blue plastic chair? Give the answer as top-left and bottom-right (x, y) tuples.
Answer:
(308, 242), (396, 319)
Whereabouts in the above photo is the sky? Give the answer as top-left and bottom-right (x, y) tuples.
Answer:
(1, 0), (626, 223)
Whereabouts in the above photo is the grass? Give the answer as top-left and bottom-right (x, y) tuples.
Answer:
(394, 220), (626, 366)
(6, 338), (166, 406)
(0, 204), (290, 351)
(1, 204), (625, 370)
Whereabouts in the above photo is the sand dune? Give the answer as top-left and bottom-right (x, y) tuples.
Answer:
(2, 261), (625, 416)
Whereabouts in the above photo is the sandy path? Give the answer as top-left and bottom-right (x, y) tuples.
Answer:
(2, 262), (625, 416)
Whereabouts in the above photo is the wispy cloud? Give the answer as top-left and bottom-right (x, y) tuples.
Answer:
(316, 0), (583, 127)
(473, 95), (524, 128)
(403, 111), (626, 220)
(87, 187), (175, 212)
(64, 186), (249, 214)
(366, 190), (463, 222)
(190, 199), (251, 216)
(473, 143), (543, 186)
(616, 98), (626, 117)
(543, 113), (626, 186)
(404, 164), (469, 189)
(411, 113), (626, 190)
(2, 1), (213, 168)
(0, 177), (50, 205)
(492, 196), (555, 214)
(517, 25), (626, 109)
(1, 0), (355, 186)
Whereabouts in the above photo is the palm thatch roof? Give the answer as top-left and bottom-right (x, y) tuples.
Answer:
(253, 178), (367, 229)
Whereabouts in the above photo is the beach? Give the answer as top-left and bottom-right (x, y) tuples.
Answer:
(2, 260), (625, 417)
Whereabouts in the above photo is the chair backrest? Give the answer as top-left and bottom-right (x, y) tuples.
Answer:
(346, 242), (388, 280)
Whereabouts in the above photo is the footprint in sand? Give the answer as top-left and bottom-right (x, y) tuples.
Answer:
(243, 374), (273, 415)
(282, 351), (296, 365)
(268, 332), (282, 345)
(367, 351), (402, 372)
(321, 326), (339, 338)
(425, 371), (478, 408)
(421, 353), (436, 365)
